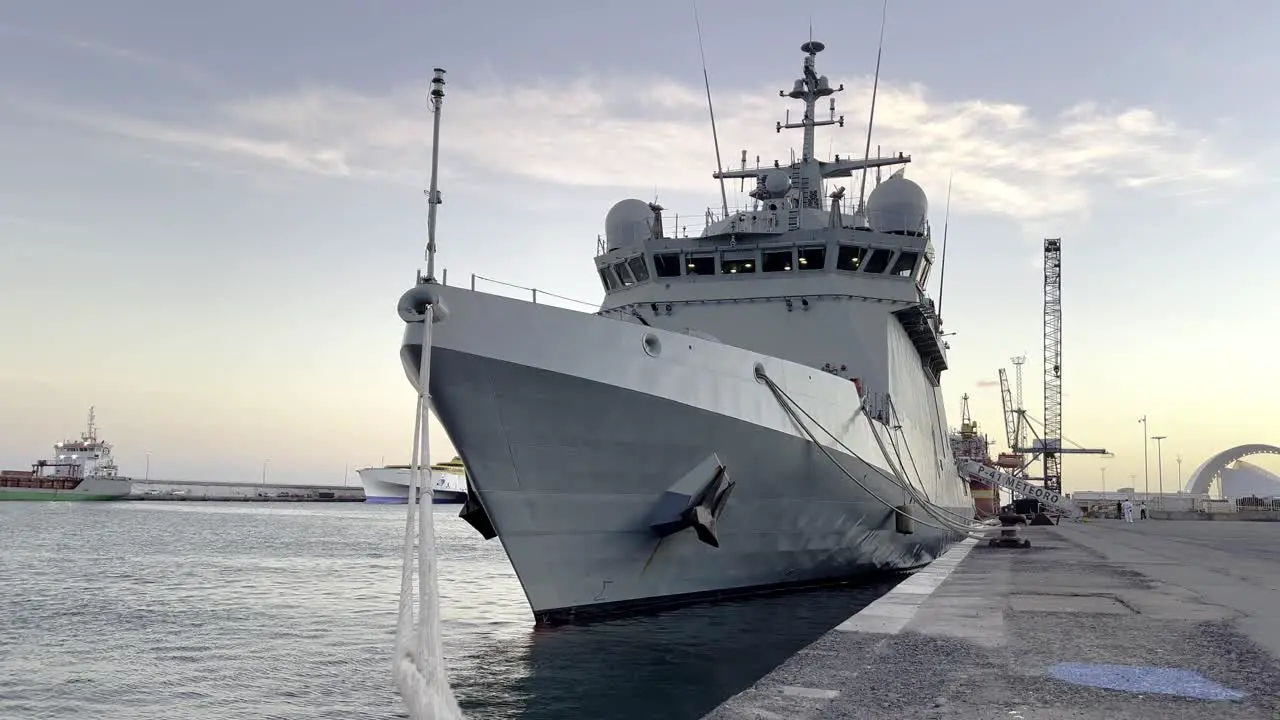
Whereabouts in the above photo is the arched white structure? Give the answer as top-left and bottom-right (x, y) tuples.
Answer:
(1184, 444), (1280, 494)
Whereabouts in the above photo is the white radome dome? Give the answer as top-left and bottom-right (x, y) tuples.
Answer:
(605, 199), (653, 251)
(762, 169), (792, 198)
(866, 175), (928, 235)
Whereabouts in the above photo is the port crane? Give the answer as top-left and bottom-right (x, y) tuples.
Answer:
(1037, 238), (1110, 493)
(989, 239), (1112, 497)
(961, 239), (1115, 528)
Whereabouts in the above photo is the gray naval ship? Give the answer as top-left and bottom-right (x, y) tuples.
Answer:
(398, 40), (975, 625)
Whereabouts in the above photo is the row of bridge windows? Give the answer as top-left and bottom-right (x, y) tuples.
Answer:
(599, 244), (928, 292)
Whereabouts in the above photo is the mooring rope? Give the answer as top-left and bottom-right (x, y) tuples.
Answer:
(393, 304), (466, 719)
(760, 370), (984, 537)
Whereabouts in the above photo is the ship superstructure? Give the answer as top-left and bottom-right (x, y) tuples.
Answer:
(593, 44), (943, 394)
(396, 41), (974, 624)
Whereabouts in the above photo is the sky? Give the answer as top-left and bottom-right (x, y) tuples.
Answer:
(2, 0), (1277, 491)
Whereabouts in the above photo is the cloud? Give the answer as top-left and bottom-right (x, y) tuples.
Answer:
(975, 379), (1000, 388)
(0, 212), (89, 235)
(25, 67), (1253, 222)
(0, 22), (223, 91)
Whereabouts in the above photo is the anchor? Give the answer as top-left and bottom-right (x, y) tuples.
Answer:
(646, 453), (737, 548)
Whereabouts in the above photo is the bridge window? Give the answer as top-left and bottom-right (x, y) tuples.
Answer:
(917, 257), (933, 288)
(836, 245), (867, 272)
(762, 249), (793, 272)
(686, 254), (716, 276)
(721, 250), (756, 274)
(653, 253), (682, 278)
(864, 248), (892, 274)
(627, 255), (651, 283)
(891, 251), (919, 278)
(598, 266), (620, 291)
(797, 246), (826, 271)
(614, 261), (636, 287)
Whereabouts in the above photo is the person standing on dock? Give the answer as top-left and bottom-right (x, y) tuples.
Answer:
(1121, 499), (1135, 523)
(1140, 501), (1149, 520)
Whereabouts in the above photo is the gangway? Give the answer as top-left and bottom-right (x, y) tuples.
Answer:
(958, 459), (1081, 519)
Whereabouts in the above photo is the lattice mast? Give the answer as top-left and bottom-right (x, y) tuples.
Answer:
(1010, 355), (1026, 450)
(1042, 238), (1063, 494)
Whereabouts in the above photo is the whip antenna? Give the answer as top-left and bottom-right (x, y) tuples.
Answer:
(857, 0), (888, 212)
(936, 172), (953, 323)
(693, 1), (729, 218)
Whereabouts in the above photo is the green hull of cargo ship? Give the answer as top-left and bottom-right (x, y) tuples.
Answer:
(0, 490), (126, 501)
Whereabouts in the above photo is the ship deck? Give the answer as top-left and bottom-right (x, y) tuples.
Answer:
(703, 518), (1280, 719)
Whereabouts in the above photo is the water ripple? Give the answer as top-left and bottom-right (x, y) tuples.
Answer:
(0, 502), (892, 719)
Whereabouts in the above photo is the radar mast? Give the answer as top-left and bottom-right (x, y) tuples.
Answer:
(777, 41), (844, 164)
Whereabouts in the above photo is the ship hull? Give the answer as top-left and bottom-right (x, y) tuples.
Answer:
(0, 477), (131, 502)
(401, 286), (972, 624)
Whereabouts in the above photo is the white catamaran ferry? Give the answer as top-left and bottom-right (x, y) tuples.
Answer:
(357, 457), (468, 504)
(397, 41), (974, 624)
(0, 407), (133, 501)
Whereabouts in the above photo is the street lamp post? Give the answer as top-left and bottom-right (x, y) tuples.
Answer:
(1138, 415), (1149, 498)
(262, 459), (270, 485)
(1151, 435), (1167, 509)
(1101, 466), (1107, 494)
(145, 452), (151, 481)
(1176, 454), (1183, 490)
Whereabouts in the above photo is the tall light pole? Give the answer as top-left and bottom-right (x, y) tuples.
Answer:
(145, 451), (151, 481)
(1138, 415), (1150, 498)
(1176, 454), (1183, 490)
(1101, 466), (1107, 494)
(1151, 435), (1167, 508)
(262, 459), (270, 485)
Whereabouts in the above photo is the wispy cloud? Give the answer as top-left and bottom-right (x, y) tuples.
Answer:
(975, 379), (1000, 388)
(0, 212), (87, 235)
(0, 22), (223, 92)
(17, 67), (1254, 222)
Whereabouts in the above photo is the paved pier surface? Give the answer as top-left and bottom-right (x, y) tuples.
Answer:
(704, 520), (1280, 719)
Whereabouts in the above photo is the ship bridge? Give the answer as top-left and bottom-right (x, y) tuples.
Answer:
(589, 41), (948, 389)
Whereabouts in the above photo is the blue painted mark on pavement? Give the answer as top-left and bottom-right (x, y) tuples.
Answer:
(1048, 662), (1246, 701)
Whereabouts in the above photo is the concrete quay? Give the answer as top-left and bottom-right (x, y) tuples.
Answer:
(128, 479), (365, 502)
(703, 519), (1280, 719)
(1151, 510), (1280, 522)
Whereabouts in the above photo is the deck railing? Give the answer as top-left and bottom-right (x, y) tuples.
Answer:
(468, 274), (598, 310)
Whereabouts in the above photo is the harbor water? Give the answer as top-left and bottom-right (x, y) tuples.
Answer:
(0, 502), (896, 719)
